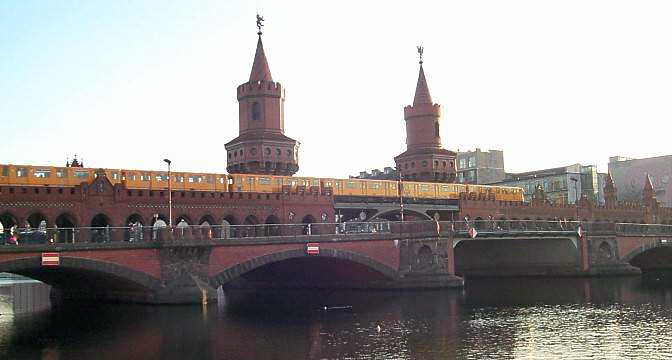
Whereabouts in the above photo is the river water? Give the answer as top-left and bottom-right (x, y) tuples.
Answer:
(2, 273), (672, 359)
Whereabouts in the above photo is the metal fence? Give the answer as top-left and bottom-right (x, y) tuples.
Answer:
(2, 220), (671, 246)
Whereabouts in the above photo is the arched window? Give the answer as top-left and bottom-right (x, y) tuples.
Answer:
(251, 102), (262, 120)
(435, 122), (440, 137)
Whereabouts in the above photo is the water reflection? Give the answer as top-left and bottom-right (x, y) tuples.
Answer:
(1, 274), (672, 359)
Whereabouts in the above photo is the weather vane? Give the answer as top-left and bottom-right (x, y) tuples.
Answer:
(417, 45), (424, 64)
(256, 13), (265, 35)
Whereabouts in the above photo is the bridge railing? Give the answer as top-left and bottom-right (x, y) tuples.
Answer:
(3, 221), (672, 246)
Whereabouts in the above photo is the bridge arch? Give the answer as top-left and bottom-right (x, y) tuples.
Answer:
(0, 256), (162, 293)
(211, 248), (398, 287)
(622, 242), (672, 270)
(370, 209), (432, 221)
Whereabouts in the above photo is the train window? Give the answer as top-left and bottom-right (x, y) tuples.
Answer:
(346, 181), (356, 189)
(370, 182), (380, 189)
(127, 172), (136, 181)
(111, 172), (119, 180)
(175, 176), (184, 183)
(420, 184), (430, 191)
(247, 177), (254, 184)
(74, 170), (88, 179)
(188, 176), (202, 183)
(220, 177), (226, 184)
(16, 168), (27, 177)
(1, 166), (8, 176)
(441, 185), (450, 191)
(155, 174), (167, 182)
(34, 169), (51, 178)
(275, 178), (282, 185)
(311, 179), (319, 186)
(325, 181), (332, 187)
(140, 173), (151, 181)
(390, 184), (396, 190)
(259, 177), (271, 185)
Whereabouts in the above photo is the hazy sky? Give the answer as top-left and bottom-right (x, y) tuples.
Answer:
(1, 0), (671, 177)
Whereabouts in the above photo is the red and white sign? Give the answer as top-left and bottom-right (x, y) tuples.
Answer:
(468, 227), (478, 239)
(42, 252), (60, 266)
(306, 243), (320, 255)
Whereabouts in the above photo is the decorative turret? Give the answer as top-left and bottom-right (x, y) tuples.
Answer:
(225, 15), (299, 176)
(642, 174), (658, 208)
(394, 46), (456, 182)
(604, 172), (618, 207)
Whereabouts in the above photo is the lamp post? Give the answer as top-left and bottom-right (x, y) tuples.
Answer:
(163, 159), (172, 228)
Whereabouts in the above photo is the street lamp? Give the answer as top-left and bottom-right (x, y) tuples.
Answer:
(163, 159), (172, 228)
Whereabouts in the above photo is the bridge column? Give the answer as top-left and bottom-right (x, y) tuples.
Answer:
(397, 235), (463, 289)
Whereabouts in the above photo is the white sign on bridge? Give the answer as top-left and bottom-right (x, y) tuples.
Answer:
(41, 252), (60, 266)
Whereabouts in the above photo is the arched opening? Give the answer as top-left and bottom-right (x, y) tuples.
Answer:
(90, 213), (112, 243)
(265, 215), (281, 236)
(27, 212), (48, 229)
(597, 241), (613, 260)
(125, 213), (144, 242)
(199, 215), (215, 239)
(222, 215), (238, 238)
(416, 245), (434, 270)
(302, 214), (317, 235)
(55, 213), (77, 243)
(0, 212), (18, 229)
(243, 215), (260, 237)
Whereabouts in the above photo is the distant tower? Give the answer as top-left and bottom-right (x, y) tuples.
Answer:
(394, 47), (456, 182)
(225, 15), (299, 176)
(642, 174), (658, 208)
(603, 172), (618, 207)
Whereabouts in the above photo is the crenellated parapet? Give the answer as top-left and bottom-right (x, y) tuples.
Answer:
(237, 80), (284, 100)
(403, 102), (441, 120)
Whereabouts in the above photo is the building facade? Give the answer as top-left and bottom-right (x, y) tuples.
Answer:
(455, 149), (505, 184)
(608, 155), (672, 207)
(492, 164), (602, 205)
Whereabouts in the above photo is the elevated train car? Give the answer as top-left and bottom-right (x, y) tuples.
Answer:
(0, 164), (525, 202)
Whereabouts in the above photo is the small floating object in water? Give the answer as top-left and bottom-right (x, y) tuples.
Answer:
(319, 305), (353, 312)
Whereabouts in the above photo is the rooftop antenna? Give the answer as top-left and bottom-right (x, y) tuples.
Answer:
(417, 45), (424, 65)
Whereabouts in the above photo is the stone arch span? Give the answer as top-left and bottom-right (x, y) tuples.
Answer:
(211, 248), (399, 287)
(0, 256), (162, 293)
(622, 242), (672, 271)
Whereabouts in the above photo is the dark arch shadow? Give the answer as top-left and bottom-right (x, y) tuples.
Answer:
(211, 248), (398, 286)
(0, 256), (163, 292)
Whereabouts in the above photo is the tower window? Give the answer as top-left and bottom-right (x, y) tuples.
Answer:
(435, 122), (440, 138)
(251, 102), (262, 120)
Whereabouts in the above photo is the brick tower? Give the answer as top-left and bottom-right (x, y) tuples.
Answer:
(394, 48), (456, 182)
(225, 16), (299, 176)
(603, 172), (618, 207)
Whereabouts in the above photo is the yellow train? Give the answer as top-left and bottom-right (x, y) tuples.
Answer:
(0, 164), (525, 201)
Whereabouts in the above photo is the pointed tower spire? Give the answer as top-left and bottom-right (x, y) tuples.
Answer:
(642, 173), (658, 208)
(413, 47), (432, 106)
(604, 172), (617, 207)
(249, 14), (273, 82)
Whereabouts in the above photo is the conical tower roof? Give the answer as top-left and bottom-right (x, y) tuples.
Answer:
(413, 64), (433, 106)
(644, 173), (655, 192)
(249, 36), (273, 82)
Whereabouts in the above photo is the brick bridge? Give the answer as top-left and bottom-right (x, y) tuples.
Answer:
(1, 221), (671, 303)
